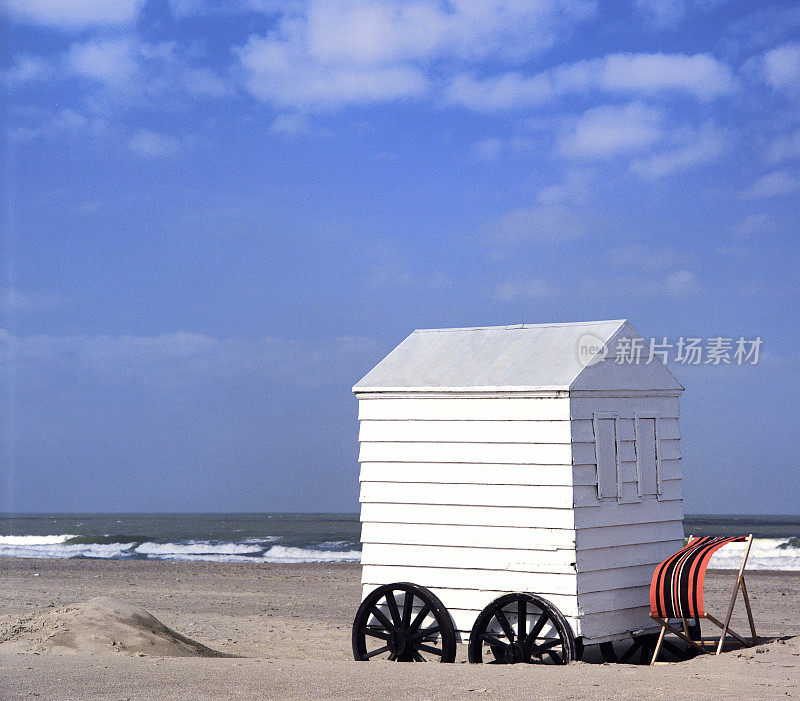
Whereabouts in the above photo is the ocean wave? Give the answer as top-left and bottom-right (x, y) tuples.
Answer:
(136, 541), (263, 557)
(0, 534), (76, 546)
(260, 545), (361, 563)
(317, 540), (354, 549)
(66, 534), (149, 545)
(0, 533), (796, 568)
(147, 553), (267, 563)
(0, 541), (136, 560)
(709, 538), (800, 571)
(0, 532), (362, 563)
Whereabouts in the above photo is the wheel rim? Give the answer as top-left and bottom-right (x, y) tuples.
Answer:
(600, 632), (697, 664)
(352, 582), (456, 662)
(468, 593), (575, 665)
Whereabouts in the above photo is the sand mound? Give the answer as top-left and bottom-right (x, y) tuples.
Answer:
(0, 596), (232, 657)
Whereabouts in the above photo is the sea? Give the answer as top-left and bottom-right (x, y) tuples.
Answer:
(0, 513), (799, 569)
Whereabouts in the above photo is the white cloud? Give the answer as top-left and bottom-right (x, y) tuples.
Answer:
(485, 203), (588, 243)
(599, 53), (735, 99)
(360, 236), (455, 293)
(610, 245), (692, 271)
(8, 107), (100, 143)
(235, 0), (598, 109)
(630, 122), (728, 178)
(366, 266), (454, 293)
(747, 170), (800, 198)
(760, 42), (800, 93)
(128, 129), (181, 157)
(536, 168), (598, 205)
(183, 67), (234, 98)
(58, 37), (233, 117)
(2, 54), (53, 83)
(493, 267), (701, 301)
(67, 38), (140, 85)
(733, 214), (775, 238)
(0, 329), (379, 389)
(303, 0), (596, 65)
(236, 27), (428, 109)
(447, 52), (735, 111)
(169, 0), (309, 18)
(448, 72), (552, 111)
(577, 269), (701, 299)
(558, 103), (663, 158)
(305, 1), (446, 66)
(271, 113), (311, 135)
(0, 288), (65, 313)
(472, 137), (503, 161)
(492, 277), (559, 301)
(634, 0), (686, 29)
(2, 0), (145, 29)
(662, 269), (700, 297)
(769, 128), (800, 162)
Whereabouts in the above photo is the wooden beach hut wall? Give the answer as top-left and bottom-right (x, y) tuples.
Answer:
(353, 320), (685, 644)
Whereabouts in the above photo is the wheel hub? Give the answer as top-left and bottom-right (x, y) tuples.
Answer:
(503, 642), (531, 664)
(389, 628), (412, 659)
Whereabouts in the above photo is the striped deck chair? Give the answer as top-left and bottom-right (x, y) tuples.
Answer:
(649, 534), (757, 665)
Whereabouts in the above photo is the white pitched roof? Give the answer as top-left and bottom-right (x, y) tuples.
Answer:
(353, 319), (683, 393)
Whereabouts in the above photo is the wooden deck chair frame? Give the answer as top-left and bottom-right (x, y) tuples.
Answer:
(649, 534), (757, 665)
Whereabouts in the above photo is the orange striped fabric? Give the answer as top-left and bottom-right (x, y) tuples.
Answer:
(649, 536), (746, 619)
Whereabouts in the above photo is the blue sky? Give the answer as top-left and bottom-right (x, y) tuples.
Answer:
(1, 0), (798, 514)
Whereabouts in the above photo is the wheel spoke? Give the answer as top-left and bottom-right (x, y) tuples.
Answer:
(535, 638), (562, 651)
(402, 592), (414, 629)
(410, 625), (440, 642)
(525, 612), (549, 645)
(480, 633), (506, 649)
(409, 603), (430, 633)
(370, 606), (394, 631)
(495, 609), (515, 642)
(413, 651), (425, 662)
(417, 643), (443, 656)
(619, 640), (641, 663)
(490, 646), (507, 662)
(518, 599), (526, 642)
(363, 627), (390, 640)
(364, 645), (390, 659)
(547, 651), (562, 664)
(661, 639), (685, 659)
(599, 641), (617, 663)
(385, 591), (402, 626)
(387, 651), (397, 661)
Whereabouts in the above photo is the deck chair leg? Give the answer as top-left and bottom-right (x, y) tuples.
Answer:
(706, 613), (750, 648)
(716, 535), (754, 655)
(740, 576), (757, 644)
(650, 617), (706, 653)
(716, 581), (740, 654)
(650, 624), (667, 665)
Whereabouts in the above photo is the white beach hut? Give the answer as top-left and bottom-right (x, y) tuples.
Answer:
(350, 320), (686, 664)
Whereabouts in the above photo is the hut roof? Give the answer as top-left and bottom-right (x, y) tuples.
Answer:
(353, 319), (683, 393)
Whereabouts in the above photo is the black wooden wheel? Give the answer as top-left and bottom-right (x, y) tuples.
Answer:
(599, 630), (698, 664)
(352, 582), (457, 662)
(467, 593), (576, 665)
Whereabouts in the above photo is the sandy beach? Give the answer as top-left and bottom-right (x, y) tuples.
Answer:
(0, 558), (797, 700)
